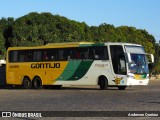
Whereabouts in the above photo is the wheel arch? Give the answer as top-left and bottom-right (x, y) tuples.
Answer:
(97, 75), (109, 85)
(33, 75), (41, 79)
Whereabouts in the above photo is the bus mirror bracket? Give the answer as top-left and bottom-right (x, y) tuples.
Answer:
(146, 53), (154, 63)
(146, 53), (154, 71)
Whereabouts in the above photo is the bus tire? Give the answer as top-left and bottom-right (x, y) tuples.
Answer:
(118, 86), (126, 90)
(32, 76), (42, 89)
(99, 76), (108, 90)
(22, 77), (32, 89)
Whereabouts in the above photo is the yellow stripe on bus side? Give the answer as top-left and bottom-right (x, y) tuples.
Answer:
(7, 61), (69, 85)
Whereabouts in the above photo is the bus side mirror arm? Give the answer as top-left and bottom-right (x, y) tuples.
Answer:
(146, 53), (154, 63)
(150, 54), (154, 63)
(146, 53), (154, 71)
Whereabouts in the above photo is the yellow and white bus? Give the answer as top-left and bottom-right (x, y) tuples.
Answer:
(6, 42), (154, 90)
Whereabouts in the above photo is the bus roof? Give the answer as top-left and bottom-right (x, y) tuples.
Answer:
(7, 42), (100, 50)
(45, 42), (96, 47)
(7, 42), (141, 50)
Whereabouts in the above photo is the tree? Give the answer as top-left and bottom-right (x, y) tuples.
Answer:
(0, 12), (158, 74)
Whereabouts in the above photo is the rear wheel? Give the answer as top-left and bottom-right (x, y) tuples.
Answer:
(99, 77), (108, 90)
(32, 76), (42, 89)
(22, 77), (32, 89)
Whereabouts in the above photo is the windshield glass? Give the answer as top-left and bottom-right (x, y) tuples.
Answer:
(129, 54), (149, 74)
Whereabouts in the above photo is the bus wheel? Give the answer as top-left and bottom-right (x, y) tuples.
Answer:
(118, 86), (126, 90)
(22, 77), (32, 89)
(32, 76), (42, 89)
(99, 77), (108, 90)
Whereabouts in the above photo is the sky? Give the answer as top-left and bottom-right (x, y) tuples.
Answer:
(0, 0), (160, 42)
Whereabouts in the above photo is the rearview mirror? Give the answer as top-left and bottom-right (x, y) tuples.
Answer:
(146, 53), (154, 63)
(146, 53), (154, 70)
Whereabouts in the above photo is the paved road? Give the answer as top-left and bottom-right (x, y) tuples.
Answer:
(0, 80), (160, 120)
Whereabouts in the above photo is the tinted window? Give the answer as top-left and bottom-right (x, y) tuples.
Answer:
(9, 50), (34, 62)
(88, 46), (108, 60)
(43, 48), (75, 61)
(8, 46), (109, 62)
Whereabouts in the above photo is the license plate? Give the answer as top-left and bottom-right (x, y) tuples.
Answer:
(139, 81), (143, 84)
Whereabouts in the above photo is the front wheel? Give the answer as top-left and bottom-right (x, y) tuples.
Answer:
(99, 77), (108, 90)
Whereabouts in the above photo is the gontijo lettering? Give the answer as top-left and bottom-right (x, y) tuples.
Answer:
(31, 63), (60, 69)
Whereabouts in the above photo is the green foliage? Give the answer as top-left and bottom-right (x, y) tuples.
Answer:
(0, 17), (14, 57)
(0, 12), (159, 74)
(0, 32), (5, 59)
(10, 12), (93, 46)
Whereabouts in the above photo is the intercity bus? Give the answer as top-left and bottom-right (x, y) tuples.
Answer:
(6, 42), (154, 90)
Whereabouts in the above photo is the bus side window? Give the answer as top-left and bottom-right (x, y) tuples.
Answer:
(67, 49), (74, 60)
(80, 48), (89, 59)
(88, 46), (109, 60)
(96, 46), (108, 60)
(45, 49), (58, 61)
(75, 48), (82, 60)
(95, 48), (100, 59)
(33, 51), (42, 61)
(88, 47), (95, 59)
(50, 56), (55, 60)
(10, 51), (18, 62)
(25, 51), (32, 62)
(43, 51), (48, 61)
(75, 51), (80, 59)
(58, 50), (65, 61)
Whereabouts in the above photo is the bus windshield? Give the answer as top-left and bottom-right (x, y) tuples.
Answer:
(128, 54), (149, 74)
